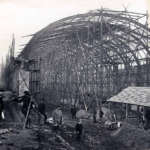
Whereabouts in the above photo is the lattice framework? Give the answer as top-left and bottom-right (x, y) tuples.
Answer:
(20, 9), (150, 105)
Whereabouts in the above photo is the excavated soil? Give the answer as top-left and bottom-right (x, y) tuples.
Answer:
(0, 103), (146, 150)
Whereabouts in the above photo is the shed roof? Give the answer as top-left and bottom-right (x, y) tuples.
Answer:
(107, 87), (150, 107)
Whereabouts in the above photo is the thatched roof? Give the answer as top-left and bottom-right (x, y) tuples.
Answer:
(107, 87), (150, 107)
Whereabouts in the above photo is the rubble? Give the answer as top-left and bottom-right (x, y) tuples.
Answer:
(111, 123), (150, 150)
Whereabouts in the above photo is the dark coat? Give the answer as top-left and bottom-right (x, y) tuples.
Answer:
(0, 96), (4, 111)
(38, 103), (46, 113)
(14, 95), (33, 109)
(75, 123), (83, 134)
(100, 110), (104, 118)
(71, 107), (76, 115)
(145, 111), (150, 119)
(93, 109), (97, 117)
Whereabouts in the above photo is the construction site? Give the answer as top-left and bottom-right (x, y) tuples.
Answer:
(1, 8), (150, 150)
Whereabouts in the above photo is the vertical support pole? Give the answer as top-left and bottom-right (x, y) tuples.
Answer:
(23, 95), (33, 129)
(31, 69), (33, 93)
(137, 105), (139, 112)
(128, 104), (131, 112)
(109, 102), (111, 116)
(100, 7), (103, 103)
(17, 80), (19, 96)
(146, 11), (149, 87)
(33, 71), (35, 93)
(39, 57), (41, 100)
(142, 106), (148, 129)
(143, 106), (146, 122)
(129, 70), (131, 86)
(126, 103), (128, 120)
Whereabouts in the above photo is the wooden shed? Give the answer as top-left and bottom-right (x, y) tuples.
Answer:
(107, 87), (150, 128)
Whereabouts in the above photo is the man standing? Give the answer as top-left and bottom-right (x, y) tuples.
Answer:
(0, 93), (4, 120)
(38, 99), (47, 124)
(75, 119), (83, 142)
(71, 105), (76, 119)
(100, 109), (104, 119)
(52, 106), (63, 133)
(14, 91), (34, 128)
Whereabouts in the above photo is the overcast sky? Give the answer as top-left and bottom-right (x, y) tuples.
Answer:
(0, 0), (150, 62)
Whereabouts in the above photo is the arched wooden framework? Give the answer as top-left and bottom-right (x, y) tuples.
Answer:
(20, 9), (150, 104)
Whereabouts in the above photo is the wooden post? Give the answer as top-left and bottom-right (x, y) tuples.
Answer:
(23, 96), (33, 129)
(17, 80), (19, 96)
(128, 104), (131, 112)
(137, 106), (139, 112)
(109, 102), (111, 116)
(126, 103), (128, 120)
(143, 106), (145, 120)
(143, 106), (146, 124)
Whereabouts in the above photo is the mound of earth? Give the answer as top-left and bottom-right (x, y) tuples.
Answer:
(3, 91), (13, 101)
(1, 91), (24, 122)
(76, 109), (106, 123)
(76, 109), (92, 119)
(4, 101), (24, 122)
(111, 123), (150, 150)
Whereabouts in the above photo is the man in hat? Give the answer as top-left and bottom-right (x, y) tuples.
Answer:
(70, 105), (76, 119)
(14, 91), (34, 128)
(99, 109), (104, 120)
(52, 106), (63, 133)
(38, 98), (47, 124)
(75, 119), (83, 142)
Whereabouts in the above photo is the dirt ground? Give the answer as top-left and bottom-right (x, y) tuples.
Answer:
(0, 104), (133, 150)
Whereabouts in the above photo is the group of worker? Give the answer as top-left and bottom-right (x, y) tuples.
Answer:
(11, 91), (83, 142)
(0, 90), (106, 142)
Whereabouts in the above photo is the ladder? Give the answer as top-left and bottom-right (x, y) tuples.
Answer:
(23, 95), (33, 129)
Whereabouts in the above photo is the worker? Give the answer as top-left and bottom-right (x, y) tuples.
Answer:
(145, 109), (150, 127)
(75, 119), (83, 142)
(99, 109), (104, 123)
(12, 91), (17, 99)
(0, 93), (4, 120)
(107, 110), (116, 129)
(71, 105), (76, 119)
(38, 99), (47, 124)
(139, 119), (145, 130)
(110, 110), (116, 122)
(93, 108), (97, 123)
(13, 91), (34, 128)
(100, 109), (104, 119)
(52, 106), (63, 134)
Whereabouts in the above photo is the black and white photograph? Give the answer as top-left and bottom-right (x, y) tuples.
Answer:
(0, 0), (150, 149)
